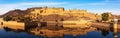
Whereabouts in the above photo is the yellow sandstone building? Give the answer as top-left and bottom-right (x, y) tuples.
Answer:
(27, 7), (99, 28)
(0, 7), (102, 29)
(28, 7), (98, 20)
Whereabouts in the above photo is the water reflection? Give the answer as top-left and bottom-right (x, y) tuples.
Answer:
(101, 30), (109, 36)
(4, 27), (24, 33)
(0, 26), (118, 38)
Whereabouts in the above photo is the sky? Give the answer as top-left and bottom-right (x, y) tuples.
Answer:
(0, 0), (120, 15)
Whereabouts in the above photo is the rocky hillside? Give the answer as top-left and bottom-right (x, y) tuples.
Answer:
(0, 9), (29, 18)
(0, 7), (99, 22)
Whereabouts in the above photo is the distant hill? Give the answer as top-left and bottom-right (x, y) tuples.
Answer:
(0, 9), (29, 18)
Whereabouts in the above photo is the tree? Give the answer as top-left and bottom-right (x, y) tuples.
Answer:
(102, 13), (109, 21)
(25, 17), (32, 21)
(18, 17), (32, 22)
(18, 17), (25, 22)
(3, 16), (12, 21)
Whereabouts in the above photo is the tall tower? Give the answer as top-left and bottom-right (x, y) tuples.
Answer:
(113, 18), (118, 38)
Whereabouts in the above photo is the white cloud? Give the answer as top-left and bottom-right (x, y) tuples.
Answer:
(105, 0), (109, 2)
(0, 1), (119, 15)
(0, 2), (68, 7)
(104, 9), (120, 15)
(74, 0), (119, 6)
(88, 9), (120, 15)
(0, 2), (68, 15)
(72, 0), (109, 6)
(74, 2), (108, 6)
(20, 2), (67, 5)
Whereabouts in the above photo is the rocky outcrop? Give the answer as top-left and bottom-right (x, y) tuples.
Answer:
(1, 9), (29, 17)
(0, 7), (98, 21)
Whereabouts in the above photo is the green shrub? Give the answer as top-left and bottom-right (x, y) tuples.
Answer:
(102, 13), (109, 21)
(3, 16), (12, 21)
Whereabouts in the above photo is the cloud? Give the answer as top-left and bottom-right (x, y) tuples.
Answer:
(0, 0), (119, 15)
(105, 0), (109, 2)
(72, 0), (109, 6)
(74, 2), (108, 6)
(20, 2), (67, 6)
(0, 2), (68, 7)
(104, 9), (120, 15)
(88, 9), (120, 15)
(0, 2), (68, 15)
(74, 0), (119, 6)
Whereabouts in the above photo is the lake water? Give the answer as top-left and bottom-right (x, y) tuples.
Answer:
(0, 27), (119, 38)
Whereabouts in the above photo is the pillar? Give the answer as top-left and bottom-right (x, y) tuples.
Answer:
(113, 18), (118, 38)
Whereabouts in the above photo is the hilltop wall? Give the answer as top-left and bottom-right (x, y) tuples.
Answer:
(27, 7), (99, 21)
(1, 7), (102, 22)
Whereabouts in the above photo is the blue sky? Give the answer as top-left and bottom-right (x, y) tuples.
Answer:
(0, 0), (120, 15)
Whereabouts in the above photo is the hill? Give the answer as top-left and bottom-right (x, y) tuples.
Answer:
(0, 7), (99, 22)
